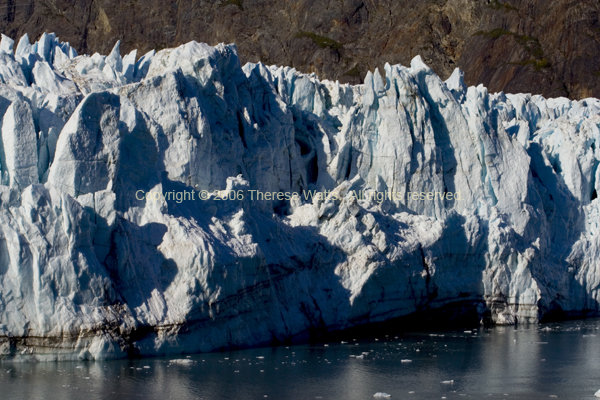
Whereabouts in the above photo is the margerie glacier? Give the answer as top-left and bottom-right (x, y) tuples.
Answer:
(0, 31), (599, 361)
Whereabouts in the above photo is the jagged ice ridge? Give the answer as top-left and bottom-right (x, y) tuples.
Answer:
(0, 32), (599, 360)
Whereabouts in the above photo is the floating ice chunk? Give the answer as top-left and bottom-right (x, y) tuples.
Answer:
(373, 393), (391, 398)
(595, 389), (600, 398)
(401, 359), (412, 363)
(441, 380), (454, 384)
(169, 359), (194, 365)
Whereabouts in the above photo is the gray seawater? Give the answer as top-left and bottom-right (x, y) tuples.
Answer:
(2, 319), (600, 400)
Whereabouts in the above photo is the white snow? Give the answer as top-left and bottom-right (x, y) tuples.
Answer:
(0, 32), (599, 360)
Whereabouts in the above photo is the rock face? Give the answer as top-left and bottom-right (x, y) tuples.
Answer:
(0, 33), (599, 361)
(1, 0), (600, 99)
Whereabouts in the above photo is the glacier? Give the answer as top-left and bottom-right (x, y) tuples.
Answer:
(0, 32), (599, 360)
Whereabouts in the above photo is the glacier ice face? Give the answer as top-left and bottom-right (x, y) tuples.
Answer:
(0, 33), (600, 360)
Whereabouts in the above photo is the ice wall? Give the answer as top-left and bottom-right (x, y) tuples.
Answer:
(0, 33), (599, 360)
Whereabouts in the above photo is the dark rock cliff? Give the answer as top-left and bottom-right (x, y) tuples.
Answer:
(1, 0), (599, 99)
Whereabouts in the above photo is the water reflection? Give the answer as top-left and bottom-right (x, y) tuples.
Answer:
(1, 319), (600, 400)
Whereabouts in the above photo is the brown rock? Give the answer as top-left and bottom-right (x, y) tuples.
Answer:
(2, 0), (599, 99)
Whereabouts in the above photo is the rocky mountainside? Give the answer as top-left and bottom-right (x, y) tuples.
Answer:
(0, 32), (599, 360)
(0, 0), (599, 99)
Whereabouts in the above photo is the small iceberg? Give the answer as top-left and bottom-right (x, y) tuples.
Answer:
(594, 389), (600, 397)
(441, 380), (454, 384)
(169, 359), (194, 365)
(401, 359), (412, 363)
(373, 393), (391, 398)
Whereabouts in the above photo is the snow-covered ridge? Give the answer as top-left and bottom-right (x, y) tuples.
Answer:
(0, 32), (599, 360)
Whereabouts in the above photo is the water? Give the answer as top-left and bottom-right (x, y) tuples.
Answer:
(2, 319), (600, 400)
